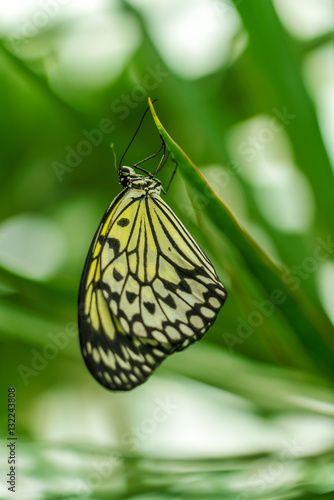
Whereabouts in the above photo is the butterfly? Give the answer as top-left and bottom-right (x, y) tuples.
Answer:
(78, 111), (227, 391)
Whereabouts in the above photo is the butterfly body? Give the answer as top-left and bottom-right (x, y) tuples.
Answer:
(78, 166), (227, 391)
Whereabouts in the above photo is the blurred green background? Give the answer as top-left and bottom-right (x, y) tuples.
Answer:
(0, 0), (333, 499)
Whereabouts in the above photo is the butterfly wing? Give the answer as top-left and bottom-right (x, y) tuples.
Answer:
(146, 194), (227, 348)
(78, 188), (227, 391)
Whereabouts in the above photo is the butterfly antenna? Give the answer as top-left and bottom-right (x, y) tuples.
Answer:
(118, 98), (158, 170)
(153, 137), (167, 177)
(110, 143), (118, 172)
(165, 158), (178, 193)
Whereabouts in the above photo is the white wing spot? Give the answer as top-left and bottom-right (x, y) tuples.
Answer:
(92, 348), (100, 363)
(120, 372), (128, 383)
(145, 354), (155, 365)
(152, 330), (169, 343)
(110, 299), (118, 315)
(179, 323), (194, 336)
(153, 278), (169, 298)
(99, 348), (111, 367)
(209, 297), (221, 309)
(115, 353), (131, 370)
(153, 348), (165, 357)
(133, 321), (147, 336)
(165, 325), (181, 341)
(127, 349), (145, 362)
(121, 345), (130, 360)
(120, 317), (130, 333)
(201, 307), (215, 318)
(108, 350), (117, 370)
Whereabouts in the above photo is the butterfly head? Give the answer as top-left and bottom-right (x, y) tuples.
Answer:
(118, 166), (135, 186)
(119, 166), (162, 194)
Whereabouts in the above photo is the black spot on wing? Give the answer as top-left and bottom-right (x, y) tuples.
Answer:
(160, 293), (177, 309)
(117, 218), (130, 227)
(113, 268), (123, 282)
(179, 279), (192, 294)
(144, 301), (156, 314)
(126, 291), (137, 304)
(107, 238), (120, 256)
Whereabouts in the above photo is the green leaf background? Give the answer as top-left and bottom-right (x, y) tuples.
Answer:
(0, 1), (333, 499)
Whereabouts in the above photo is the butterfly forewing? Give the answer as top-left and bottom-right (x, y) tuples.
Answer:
(78, 169), (227, 391)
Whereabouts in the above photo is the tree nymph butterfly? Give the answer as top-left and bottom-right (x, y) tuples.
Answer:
(78, 102), (227, 391)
